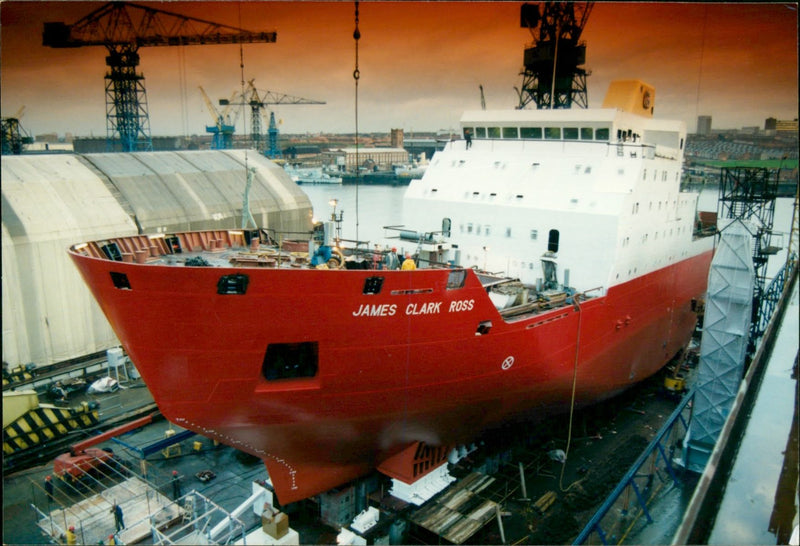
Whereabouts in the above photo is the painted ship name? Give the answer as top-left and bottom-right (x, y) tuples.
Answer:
(352, 299), (474, 317)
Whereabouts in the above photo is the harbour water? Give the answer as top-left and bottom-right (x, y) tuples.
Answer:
(302, 184), (408, 250)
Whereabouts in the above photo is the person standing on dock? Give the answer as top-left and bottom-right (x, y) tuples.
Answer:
(44, 475), (54, 504)
(171, 470), (182, 500)
(112, 502), (124, 532)
(465, 128), (472, 150)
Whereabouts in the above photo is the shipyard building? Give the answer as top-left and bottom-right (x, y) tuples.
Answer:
(1, 151), (312, 370)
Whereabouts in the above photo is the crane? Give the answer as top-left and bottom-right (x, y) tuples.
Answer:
(1, 106), (32, 155)
(516, 2), (594, 110)
(220, 79), (324, 158)
(199, 87), (237, 149)
(42, 2), (277, 152)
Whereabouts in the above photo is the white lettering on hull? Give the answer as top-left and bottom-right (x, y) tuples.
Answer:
(352, 304), (398, 317)
(352, 299), (475, 317)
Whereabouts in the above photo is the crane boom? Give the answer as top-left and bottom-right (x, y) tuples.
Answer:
(43, 2), (276, 48)
(42, 2), (276, 152)
(198, 86), (219, 123)
(221, 80), (325, 156)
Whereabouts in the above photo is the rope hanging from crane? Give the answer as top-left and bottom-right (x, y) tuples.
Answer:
(353, 1), (361, 242)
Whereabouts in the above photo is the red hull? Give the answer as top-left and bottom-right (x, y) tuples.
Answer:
(69, 247), (712, 503)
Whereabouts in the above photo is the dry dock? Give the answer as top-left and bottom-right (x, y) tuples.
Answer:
(3, 269), (797, 545)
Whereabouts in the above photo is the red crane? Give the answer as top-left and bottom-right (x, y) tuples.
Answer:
(52, 413), (155, 482)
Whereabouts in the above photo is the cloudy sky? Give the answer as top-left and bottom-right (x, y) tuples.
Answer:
(1, 1), (797, 138)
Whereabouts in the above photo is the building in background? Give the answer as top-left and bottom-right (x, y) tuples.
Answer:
(697, 115), (712, 136)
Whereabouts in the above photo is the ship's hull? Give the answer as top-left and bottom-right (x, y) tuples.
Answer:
(69, 248), (712, 503)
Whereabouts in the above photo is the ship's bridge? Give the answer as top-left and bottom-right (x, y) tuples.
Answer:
(404, 107), (699, 292)
(459, 108), (686, 156)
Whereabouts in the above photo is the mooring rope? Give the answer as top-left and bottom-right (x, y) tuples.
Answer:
(559, 293), (585, 492)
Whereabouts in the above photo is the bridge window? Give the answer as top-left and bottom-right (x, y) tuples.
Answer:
(487, 127), (501, 138)
(475, 127), (487, 138)
(580, 127), (594, 140)
(563, 127), (579, 140)
(521, 127), (542, 139)
(502, 127), (519, 139)
(548, 229), (560, 253)
(595, 128), (610, 140)
(545, 127), (561, 140)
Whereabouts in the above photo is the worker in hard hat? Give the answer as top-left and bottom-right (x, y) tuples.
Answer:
(111, 502), (124, 531)
(44, 475), (54, 504)
(171, 470), (181, 500)
(65, 525), (77, 545)
(401, 253), (416, 270)
(383, 246), (400, 270)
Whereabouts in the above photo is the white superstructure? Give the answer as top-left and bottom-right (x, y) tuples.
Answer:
(404, 80), (714, 292)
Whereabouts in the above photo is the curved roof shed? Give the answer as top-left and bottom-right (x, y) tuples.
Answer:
(2, 150), (312, 369)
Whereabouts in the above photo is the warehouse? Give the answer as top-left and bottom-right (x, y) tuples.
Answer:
(1, 150), (312, 369)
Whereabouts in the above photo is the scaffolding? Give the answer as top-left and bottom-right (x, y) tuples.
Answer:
(31, 455), (184, 545)
(683, 221), (755, 473)
(717, 166), (782, 348)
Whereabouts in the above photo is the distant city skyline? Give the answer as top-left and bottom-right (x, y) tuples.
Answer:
(1, 2), (797, 139)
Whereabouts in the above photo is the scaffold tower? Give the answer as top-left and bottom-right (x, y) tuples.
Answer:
(717, 166), (781, 350)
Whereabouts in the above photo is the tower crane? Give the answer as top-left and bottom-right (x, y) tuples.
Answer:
(1, 106), (33, 155)
(220, 80), (324, 158)
(199, 87), (237, 149)
(42, 2), (277, 152)
(516, 2), (594, 110)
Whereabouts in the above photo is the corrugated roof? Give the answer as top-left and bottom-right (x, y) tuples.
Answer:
(1, 150), (312, 368)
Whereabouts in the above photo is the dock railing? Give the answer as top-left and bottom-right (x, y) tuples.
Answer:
(572, 390), (694, 545)
(574, 254), (798, 545)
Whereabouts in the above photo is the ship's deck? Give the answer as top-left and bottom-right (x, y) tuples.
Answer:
(71, 229), (580, 321)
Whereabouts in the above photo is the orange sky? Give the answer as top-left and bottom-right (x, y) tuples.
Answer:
(1, 1), (797, 137)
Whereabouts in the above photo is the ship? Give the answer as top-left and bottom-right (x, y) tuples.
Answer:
(68, 80), (716, 505)
(284, 165), (343, 185)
